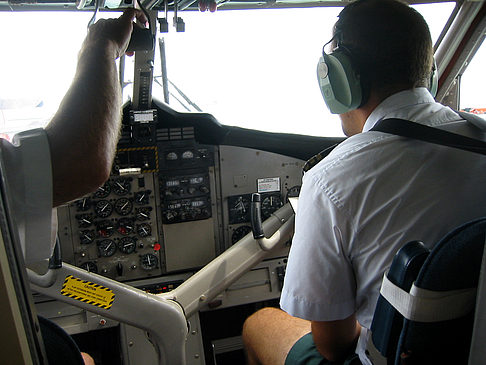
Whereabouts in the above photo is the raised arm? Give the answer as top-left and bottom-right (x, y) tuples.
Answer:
(45, 8), (147, 207)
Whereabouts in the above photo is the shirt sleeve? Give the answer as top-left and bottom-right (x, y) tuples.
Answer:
(1, 128), (55, 264)
(280, 170), (357, 321)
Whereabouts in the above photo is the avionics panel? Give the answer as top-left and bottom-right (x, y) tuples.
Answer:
(156, 127), (219, 272)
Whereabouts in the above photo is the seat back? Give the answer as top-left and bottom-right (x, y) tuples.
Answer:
(38, 316), (85, 365)
(371, 218), (486, 365)
(371, 240), (430, 362)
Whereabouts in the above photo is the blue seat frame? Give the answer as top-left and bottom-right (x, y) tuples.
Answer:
(371, 218), (486, 365)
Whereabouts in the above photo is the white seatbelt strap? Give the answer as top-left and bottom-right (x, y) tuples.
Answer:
(468, 241), (486, 365)
(380, 271), (476, 323)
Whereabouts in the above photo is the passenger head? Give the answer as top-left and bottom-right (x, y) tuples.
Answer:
(333, 0), (434, 102)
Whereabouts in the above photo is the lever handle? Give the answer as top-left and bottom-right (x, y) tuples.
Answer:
(250, 193), (265, 239)
(127, 26), (154, 52)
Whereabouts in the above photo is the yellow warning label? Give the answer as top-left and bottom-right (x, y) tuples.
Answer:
(61, 275), (115, 310)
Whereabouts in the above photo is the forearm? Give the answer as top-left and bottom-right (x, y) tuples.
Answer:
(46, 45), (121, 207)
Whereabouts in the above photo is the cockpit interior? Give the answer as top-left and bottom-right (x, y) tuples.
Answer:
(0, 0), (485, 364)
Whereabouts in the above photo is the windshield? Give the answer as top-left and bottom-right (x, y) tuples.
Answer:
(0, 2), (457, 139)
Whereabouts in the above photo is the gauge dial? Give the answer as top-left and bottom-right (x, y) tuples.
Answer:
(80, 262), (98, 273)
(140, 253), (158, 270)
(112, 178), (132, 196)
(79, 230), (95, 245)
(166, 152), (178, 161)
(181, 150), (194, 159)
(75, 197), (91, 211)
(261, 194), (283, 220)
(286, 185), (301, 201)
(94, 182), (111, 199)
(118, 237), (136, 254)
(96, 220), (115, 237)
(136, 207), (152, 221)
(231, 225), (252, 245)
(97, 239), (117, 257)
(228, 195), (251, 224)
(134, 190), (150, 205)
(94, 200), (113, 218)
(117, 218), (134, 235)
(137, 223), (152, 238)
(77, 214), (94, 228)
(115, 198), (133, 216)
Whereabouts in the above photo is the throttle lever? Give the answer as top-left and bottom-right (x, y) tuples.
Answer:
(127, 26), (154, 52)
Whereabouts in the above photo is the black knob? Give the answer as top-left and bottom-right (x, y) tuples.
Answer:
(116, 262), (123, 276)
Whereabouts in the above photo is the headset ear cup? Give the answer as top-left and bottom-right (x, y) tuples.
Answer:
(316, 50), (362, 114)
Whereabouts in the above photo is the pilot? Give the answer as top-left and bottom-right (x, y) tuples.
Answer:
(0, 8), (146, 365)
(242, 0), (486, 364)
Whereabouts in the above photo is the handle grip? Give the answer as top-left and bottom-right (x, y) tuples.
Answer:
(251, 193), (265, 239)
(127, 26), (154, 52)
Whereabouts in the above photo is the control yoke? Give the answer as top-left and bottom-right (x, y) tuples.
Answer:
(29, 199), (294, 364)
(251, 192), (288, 251)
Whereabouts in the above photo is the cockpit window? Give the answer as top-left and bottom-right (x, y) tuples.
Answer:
(0, 2), (456, 138)
(460, 41), (486, 118)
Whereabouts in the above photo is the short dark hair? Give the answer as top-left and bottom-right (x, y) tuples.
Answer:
(334, 0), (433, 99)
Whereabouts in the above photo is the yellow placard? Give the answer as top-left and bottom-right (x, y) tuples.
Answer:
(61, 275), (115, 310)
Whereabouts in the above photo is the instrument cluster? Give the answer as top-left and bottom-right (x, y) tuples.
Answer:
(65, 174), (164, 281)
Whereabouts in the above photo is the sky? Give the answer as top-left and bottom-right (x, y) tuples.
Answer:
(0, 2), (483, 138)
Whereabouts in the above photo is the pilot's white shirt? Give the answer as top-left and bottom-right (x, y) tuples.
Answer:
(0, 128), (56, 264)
(280, 88), (486, 364)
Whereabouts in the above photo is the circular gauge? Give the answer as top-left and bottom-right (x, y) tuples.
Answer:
(115, 198), (133, 216)
(118, 237), (136, 254)
(112, 178), (132, 196)
(79, 230), (95, 245)
(166, 152), (178, 161)
(117, 218), (134, 235)
(94, 200), (113, 218)
(136, 223), (152, 238)
(96, 220), (115, 237)
(181, 150), (194, 159)
(164, 210), (178, 223)
(80, 262), (98, 273)
(136, 207), (152, 221)
(140, 253), (158, 270)
(261, 194), (284, 220)
(229, 195), (251, 224)
(94, 182), (111, 199)
(75, 197), (91, 211)
(134, 190), (150, 205)
(286, 185), (301, 201)
(231, 225), (252, 245)
(77, 214), (93, 228)
(97, 239), (117, 257)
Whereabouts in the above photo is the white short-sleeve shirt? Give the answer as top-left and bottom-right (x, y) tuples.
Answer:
(280, 88), (486, 363)
(0, 128), (56, 264)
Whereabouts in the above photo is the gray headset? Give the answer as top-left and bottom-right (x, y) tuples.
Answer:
(316, 48), (438, 114)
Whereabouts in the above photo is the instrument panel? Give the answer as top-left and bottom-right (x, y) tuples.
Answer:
(57, 108), (305, 283)
(59, 174), (164, 281)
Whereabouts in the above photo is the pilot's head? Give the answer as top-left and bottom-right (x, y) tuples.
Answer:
(317, 0), (434, 135)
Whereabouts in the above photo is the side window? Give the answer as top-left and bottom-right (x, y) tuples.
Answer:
(460, 41), (486, 118)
